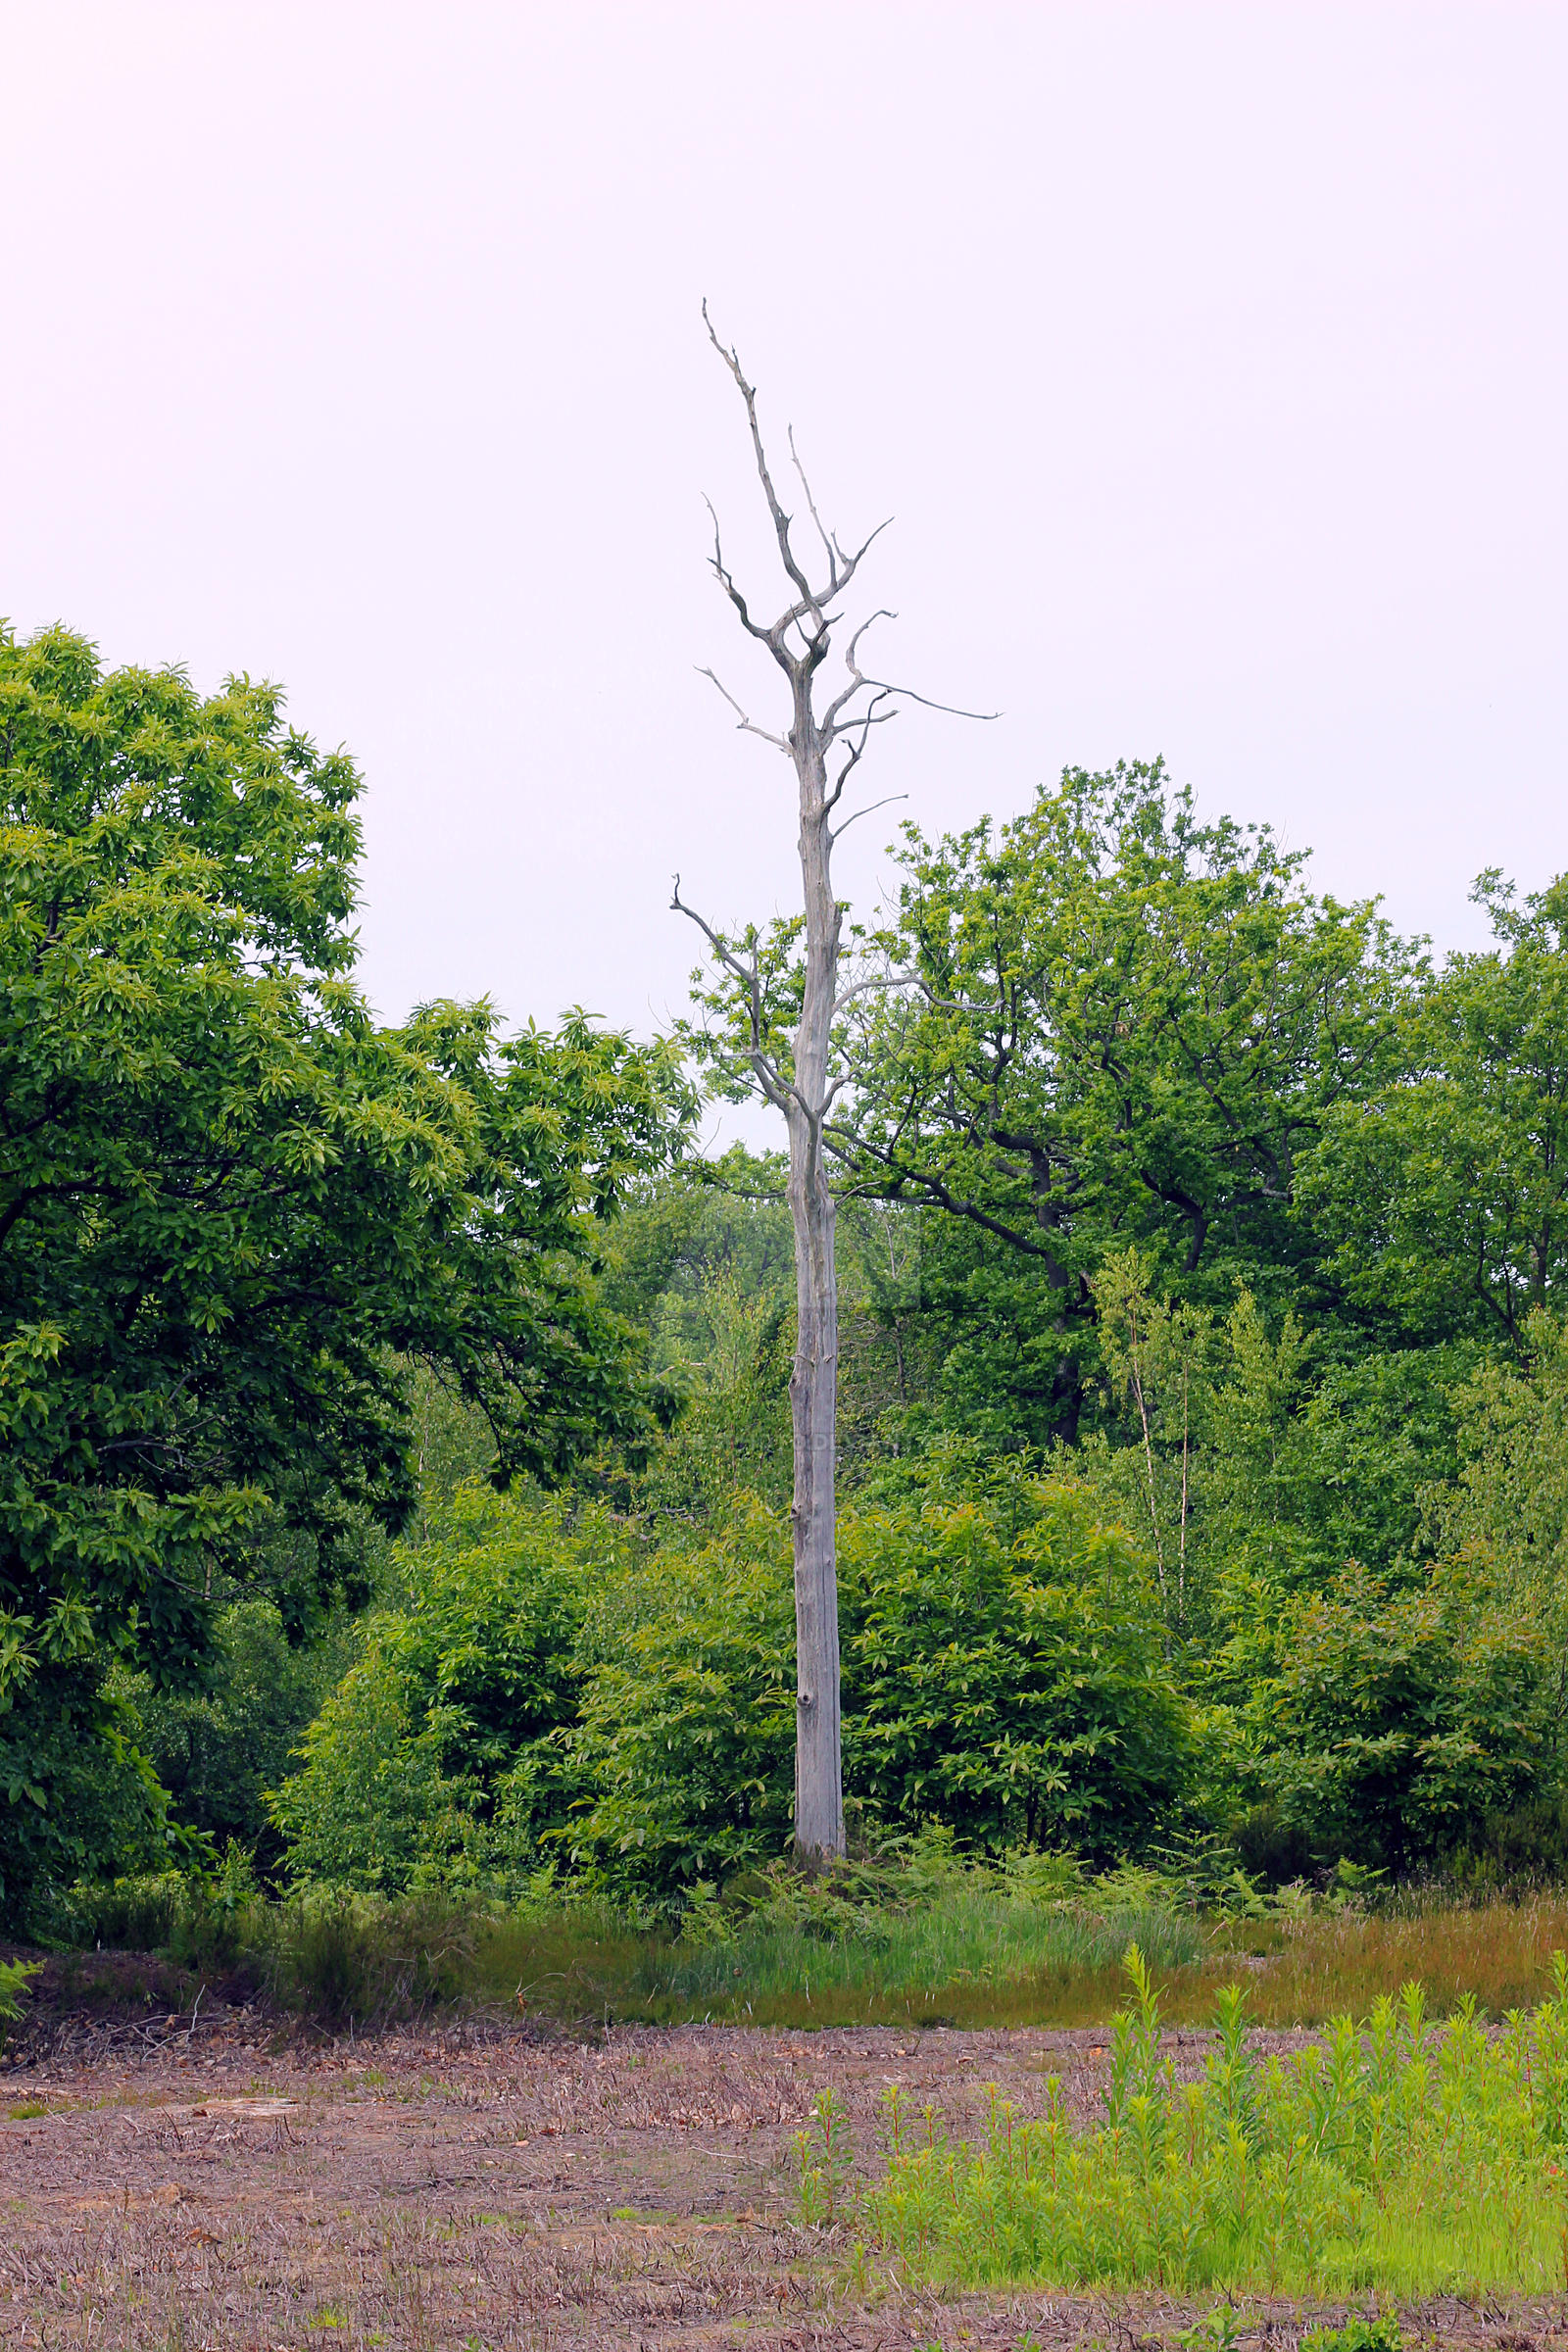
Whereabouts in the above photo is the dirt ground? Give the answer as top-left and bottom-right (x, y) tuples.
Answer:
(1, 1990), (1563, 2351)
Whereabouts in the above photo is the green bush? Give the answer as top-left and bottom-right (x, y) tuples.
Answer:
(269, 1485), (598, 1892)
(1246, 1555), (1554, 1872)
(0, 1955), (39, 2040)
(568, 1501), (797, 1898)
(840, 1478), (1189, 1856)
(121, 1599), (354, 1872)
(272, 1459), (1190, 1907)
(0, 1662), (202, 1936)
(570, 1467), (1190, 1901)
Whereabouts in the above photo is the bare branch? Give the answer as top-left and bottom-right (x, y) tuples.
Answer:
(821, 610), (898, 737)
(669, 874), (802, 1118)
(830, 791), (908, 845)
(703, 301), (822, 623)
(832, 966), (920, 1014)
(695, 667), (789, 753)
(702, 494), (771, 645)
(824, 688), (901, 811)
(861, 676), (1003, 723)
(789, 422), (837, 578)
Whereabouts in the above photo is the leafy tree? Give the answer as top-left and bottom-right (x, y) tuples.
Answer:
(0, 625), (688, 1923)
(834, 761), (1420, 1437)
(1302, 872), (1568, 1348)
(1428, 1311), (1568, 1578)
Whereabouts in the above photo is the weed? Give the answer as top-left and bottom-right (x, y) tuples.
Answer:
(1173, 2309), (1248, 2351)
(42, 1858), (1568, 2035)
(0, 1954), (39, 2043)
(795, 2086), (855, 2226)
(860, 1944), (1568, 2294)
(1300, 2321), (1401, 2352)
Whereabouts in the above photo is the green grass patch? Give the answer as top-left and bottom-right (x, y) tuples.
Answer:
(472, 1881), (1202, 2028)
(851, 1946), (1568, 2295)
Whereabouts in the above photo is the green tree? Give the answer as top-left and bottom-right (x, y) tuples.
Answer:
(834, 761), (1420, 1438)
(1302, 872), (1568, 1349)
(0, 625), (688, 1924)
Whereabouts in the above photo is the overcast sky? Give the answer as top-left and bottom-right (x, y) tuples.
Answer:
(5, 3), (1564, 1087)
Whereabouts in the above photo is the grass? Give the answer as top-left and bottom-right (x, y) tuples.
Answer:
(463, 1884), (1568, 2034)
(471, 1881), (1204, 2028)
(851, 1945), (1568, 2296)
(46, 1859), (1568, 2035)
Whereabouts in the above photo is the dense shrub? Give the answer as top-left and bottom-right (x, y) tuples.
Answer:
(270, 1464), (1191, 1906)
(568, 1502), (798, 1897)
(120, 1600), (353, 1872)
(269, 1487), (597, 1892)
(567, 1467), (1190, 1899)
(839, 1484), (1188, 1857)
(0, 1663), (198, 1936)
(1245, 1557), (1553, 1871)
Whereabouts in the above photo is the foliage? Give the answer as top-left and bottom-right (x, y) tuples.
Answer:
(569, 1465), (1190, 1896)
(1300, 2321), (1403, 2352)
(861, 1947), (1568, 2292)
(1424, 1308), (1568, 1616)
(273, 1458), (1187, 1905)
(269, 1486), (598, 1893)
(14, 638), (1568, 1920)
(1241, 1558), (1554, 1872)
(0, 1954), (39, 2027)
(838, 1468), (1190, 1856)
(834, 761), (1420, 1435)
(0, 1663), (202, 1930)
(120, 1598), (356, 1871)
(564, 1502), (797, 1898)
(1303, 871), (1568, 1348)
(0, 623), (688, 1924)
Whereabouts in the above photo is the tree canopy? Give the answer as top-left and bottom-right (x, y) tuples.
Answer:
(0, 625), (689, 1920)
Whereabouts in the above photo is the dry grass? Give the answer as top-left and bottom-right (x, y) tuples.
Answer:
(474, 1890), (1568, 2034)
(25, 1888), (1568, 2046)
(1174, 1892), (1568, 2027)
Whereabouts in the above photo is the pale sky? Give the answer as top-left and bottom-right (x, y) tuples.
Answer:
(5, 3), (1564, 1087)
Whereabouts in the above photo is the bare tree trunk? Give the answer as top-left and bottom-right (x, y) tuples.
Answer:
(674, 312), (988, 1866)
(786, 713), (844, 1860)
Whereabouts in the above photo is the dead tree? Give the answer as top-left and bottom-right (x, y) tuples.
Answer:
(674, 311), (987, 1866)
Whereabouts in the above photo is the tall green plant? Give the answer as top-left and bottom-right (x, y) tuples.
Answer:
(0, 624), (689, 1924)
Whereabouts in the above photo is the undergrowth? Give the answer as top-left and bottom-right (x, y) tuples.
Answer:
(42, 1838), (1568, 2034)
(854, 1945), (1568, 2294)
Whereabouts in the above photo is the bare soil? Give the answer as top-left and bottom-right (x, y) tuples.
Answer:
(1, 1986), (1563, 2350)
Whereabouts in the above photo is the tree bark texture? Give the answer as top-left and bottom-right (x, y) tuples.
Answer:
(785, 708), (844, 1861)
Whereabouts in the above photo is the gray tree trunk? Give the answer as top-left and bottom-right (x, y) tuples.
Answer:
(677, 312), (982, 1867)
(784, 704), (844, 1861)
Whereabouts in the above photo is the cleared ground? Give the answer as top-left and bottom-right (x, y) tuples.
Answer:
(1, 1992), (1564, 2350)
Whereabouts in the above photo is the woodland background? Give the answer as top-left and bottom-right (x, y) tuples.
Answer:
(4, 623), (1563, 1941)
